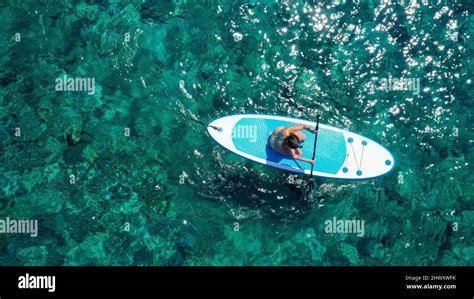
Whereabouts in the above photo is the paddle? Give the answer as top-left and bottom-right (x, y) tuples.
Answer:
(309, 114), (321, 188)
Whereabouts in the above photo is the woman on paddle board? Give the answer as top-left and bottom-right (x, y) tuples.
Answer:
(268, 124), (319, 165)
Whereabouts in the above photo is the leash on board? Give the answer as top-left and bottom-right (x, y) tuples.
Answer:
(207, 125), (223, 132)
(309, 114), (321, 189)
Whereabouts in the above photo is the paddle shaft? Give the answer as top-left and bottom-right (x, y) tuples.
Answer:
(309, 115), (321, 181)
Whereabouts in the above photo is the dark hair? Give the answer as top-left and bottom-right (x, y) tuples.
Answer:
(284, 134), (300, 149)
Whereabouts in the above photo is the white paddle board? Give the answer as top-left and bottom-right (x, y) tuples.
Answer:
(207, 114), (395, 179)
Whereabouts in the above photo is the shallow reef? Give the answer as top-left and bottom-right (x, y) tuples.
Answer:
(0, 1), (472, 266)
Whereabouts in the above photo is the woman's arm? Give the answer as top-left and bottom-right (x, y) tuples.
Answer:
(283, 146), (314, 165)
(284, 124), (306, 132)
(284, 124), (318, 134)
(292, 154), (315, 165)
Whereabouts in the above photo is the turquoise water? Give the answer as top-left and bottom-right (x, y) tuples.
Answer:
(0, 1), (472, 266)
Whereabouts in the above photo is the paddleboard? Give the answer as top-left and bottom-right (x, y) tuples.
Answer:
(207, 114), (395, 179)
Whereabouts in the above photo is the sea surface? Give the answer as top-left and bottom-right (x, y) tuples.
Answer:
(0, 0), (472, 266)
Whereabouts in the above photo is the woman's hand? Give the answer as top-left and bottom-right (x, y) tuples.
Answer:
(304, 125), (319, 134)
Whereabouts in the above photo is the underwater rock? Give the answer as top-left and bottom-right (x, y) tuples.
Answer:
(63, 143), (86, 166)
(0, 197), (11, 215)
(83, 146), (98, 165)
(64, 116), (83, 146)
(167, 252), (185, 266)
(12, 189), (66, 219)
(270, 228), (327, 265)
(100, 232), (134, 265)
(393, 170), (420, 200)
(21, 167), (44, 192)
(239, 35), (259, 55)
(74, 2), (100, 21)
(199, 63), (215, 80)
(0, 171), (21, 198)
(36, 0), (70, 18)
(17, 246), (48, 266)
(140, 1), (176, 23)
(460, 246), (474, 265)
(133, 246), (154, 265)
(0, 122), (10, 145)
(294, 69), (320, 98)
(15, 111), (45, 142)
(94, 158), (118, 177)
(371, 243), (392, 264)
(106, 185), (133, 203)
(92, 4), (142, 64)
(43, 136), (65, 164)
(64, 236), (106, 266)
(18, 76), (36, 98)
(176, 233), (195, 250)
(342, 244), (360, 265)
(36, 100), (53, 122)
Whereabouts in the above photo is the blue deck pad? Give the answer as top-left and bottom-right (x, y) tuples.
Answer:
(232, 118), (346, 174)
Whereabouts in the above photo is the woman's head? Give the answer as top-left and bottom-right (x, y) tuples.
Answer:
(284, 134), (300, 149)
